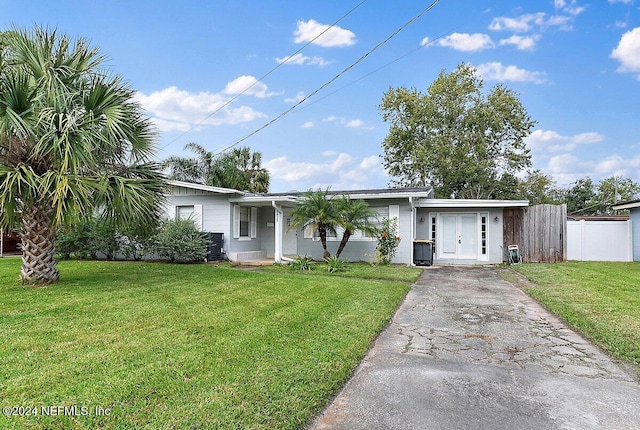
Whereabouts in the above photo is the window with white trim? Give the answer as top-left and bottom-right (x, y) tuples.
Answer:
(233, 205), (257, 239)
(176, 205), (194, 220)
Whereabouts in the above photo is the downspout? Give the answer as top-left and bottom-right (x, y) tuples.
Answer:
(409, 197), (415, 266)
(272, 201), (294, 263)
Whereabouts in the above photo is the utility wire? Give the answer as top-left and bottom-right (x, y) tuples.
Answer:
(291, 25), (463, 113)
(212, 0), (440, 157)
(161, 0), (369, 150)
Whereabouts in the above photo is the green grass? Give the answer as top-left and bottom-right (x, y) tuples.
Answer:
(262, 261), (423, 283)
(0, 259), (418, 429)
(512, 261), (640, 367)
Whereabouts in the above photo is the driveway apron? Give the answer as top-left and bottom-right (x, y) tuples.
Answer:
(311, 266), (640, 430)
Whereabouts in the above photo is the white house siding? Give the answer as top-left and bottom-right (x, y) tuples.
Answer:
(567, 220), (632, 261)
(164, 188), (233, 258)
(631, 209), (640, 262)
(416, 207), (504, 264)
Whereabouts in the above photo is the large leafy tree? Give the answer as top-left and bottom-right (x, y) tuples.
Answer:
(380, 63), (535, 198)
(164, 143), (270, 193)
(517, 170), (564, 205)
(597, 176), (640, 215)
(334, 196), (379, 259)
(289, 188), (338, 259)
(0, 27), (164, 284)
(565, 177), (597, 215)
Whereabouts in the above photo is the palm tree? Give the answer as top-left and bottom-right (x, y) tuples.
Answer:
(289, 188), (338, 259)
(229, 147), (270, 193)
(164, 144), (270, 193)
(0, 27), (165, 284)
(163, 142), (215, 184)
(334, 196), (379, 258)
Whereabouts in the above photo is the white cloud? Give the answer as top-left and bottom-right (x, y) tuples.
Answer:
(420, 37), (430, 46)
(264, 153), (382, 190)
(555, 0), (586, 15)
(609, 0), (633, 4)
(294, 19), (356, 47)
(435, 33), (495, 51)
(301, 121), (314, 129)
(360, 155), (381, 170)
(475, 62), (547, 83)
(275, 53), (331, 66)
(541, 152), (640, 185)
(499, 35), (539, 50)
(222, 75), (280, 98)
(345, 119), (365, 128)
(525, 129), (604, 152)
(596, 154), (640, 174)
(134, 86), (266, 131)
(489, 13), (545, 32)
(546, 153), (594, 184)
(611, 27), (640, 76)
(285, 91), (305, 103)
(489, 13), (573, 32)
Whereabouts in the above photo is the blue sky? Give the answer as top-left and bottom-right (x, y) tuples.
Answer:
(2, 0), (639, 192)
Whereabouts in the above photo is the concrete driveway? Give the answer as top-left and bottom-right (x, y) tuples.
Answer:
(310, 266), (640, 430)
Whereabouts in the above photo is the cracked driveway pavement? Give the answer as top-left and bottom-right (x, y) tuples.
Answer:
(311, 266), (640, 430)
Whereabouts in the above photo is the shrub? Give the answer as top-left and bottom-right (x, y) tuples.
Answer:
(325, 256), (348, 273)
(374, 217), (401, 265)
(56, 218), (99, 260)
(289, 255), (314, 271)
(148, 218), (209, 263)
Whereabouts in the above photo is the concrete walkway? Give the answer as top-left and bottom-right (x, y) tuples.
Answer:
(311, 266), (640, 430)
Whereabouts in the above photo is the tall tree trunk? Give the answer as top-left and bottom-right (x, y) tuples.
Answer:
(335, 230), (352, 259)
(20, 203), (59, 284)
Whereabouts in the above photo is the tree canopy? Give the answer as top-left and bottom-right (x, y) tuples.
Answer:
(380, 63), (535, 199)
(0, 26), (164, 284)
(164, 143), (270, 193)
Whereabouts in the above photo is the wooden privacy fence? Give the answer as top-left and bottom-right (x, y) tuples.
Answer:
(503, 204), (567, 263)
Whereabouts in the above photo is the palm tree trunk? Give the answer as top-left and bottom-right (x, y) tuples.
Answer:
(20, 203), (59, 284)
(319, 224), (330, 259)
(335, 230), (352, 259)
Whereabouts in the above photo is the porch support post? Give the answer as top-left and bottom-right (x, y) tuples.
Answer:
(271, 201), (282, 263)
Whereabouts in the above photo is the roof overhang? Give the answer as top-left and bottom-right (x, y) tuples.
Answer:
(167, 180), (244, 195)
(229, 195), (301, 207)
(612, 199), (640, 211)
(345, 191), (434, 200)
(417, 199), (530, 208)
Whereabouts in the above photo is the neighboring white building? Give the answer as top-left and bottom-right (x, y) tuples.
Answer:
(164, 180), (529, 265)
(611, 200), (640, 262)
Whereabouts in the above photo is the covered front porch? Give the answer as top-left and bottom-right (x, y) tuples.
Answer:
(227, 195), (300, 263)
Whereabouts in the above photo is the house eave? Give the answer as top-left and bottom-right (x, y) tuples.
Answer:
(230, 195), (301, 206)
(167, 180), (244, 195)
(417, 199), (530, 208)
(612, 199), (640, 211)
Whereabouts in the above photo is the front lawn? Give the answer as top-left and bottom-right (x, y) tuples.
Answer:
(512, 262), (640, 368)
(0, 259), (417, 429)
(261, 261), (423, 283)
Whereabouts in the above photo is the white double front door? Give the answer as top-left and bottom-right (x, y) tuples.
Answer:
(439, 214), (478, 260)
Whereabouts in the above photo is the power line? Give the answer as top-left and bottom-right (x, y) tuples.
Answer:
(212, 0), (441, 157)
(291, 25), (465, 114)
(160, 0), (369, 151)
